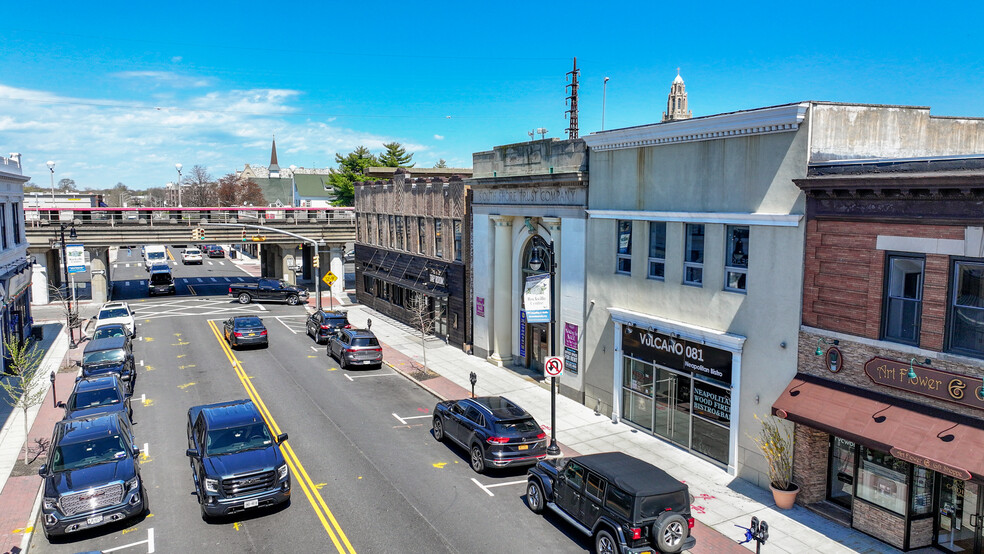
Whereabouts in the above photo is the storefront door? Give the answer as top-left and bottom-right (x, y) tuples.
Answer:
(652, 367), (690, 447)
(937, 478), (983, 553)
(529, 324), (548, 372)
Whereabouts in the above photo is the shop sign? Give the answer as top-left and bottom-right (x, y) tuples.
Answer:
(564, 323), (578, 375)
(476, 297), (484, 317)
(864, 357), (984, 411)
(428, 268), (445, 286)
(6, 268), (32, 300)
(622, 324), (733, 386)
(519, 311), (527, 358)
(523, 274), (550, 323)
(889, 447), (972, 481)
(692, 380), (731, 425)
(66, 244), (86, 274)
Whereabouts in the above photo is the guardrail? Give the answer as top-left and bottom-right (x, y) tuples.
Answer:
(26, 206), (355, 227)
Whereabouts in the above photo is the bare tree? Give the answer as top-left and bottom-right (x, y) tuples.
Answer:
(405, 292), (435, 370)
(0, 337), (47, 464)
(183, 165), (217, 207)
(217, 173), (267, 206)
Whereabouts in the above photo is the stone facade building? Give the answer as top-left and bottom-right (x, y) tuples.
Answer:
(662, 70), (692, 122)
(0, 153), (34, 369)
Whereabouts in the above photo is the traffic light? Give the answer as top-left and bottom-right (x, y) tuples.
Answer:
(199, 227), (205, 241)
(192, 228), (200, 241)
(241, 229), (247, 242)
(312, 256), (320, 268)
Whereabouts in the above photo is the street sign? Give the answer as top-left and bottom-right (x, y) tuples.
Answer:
(544, 356), (564, 378)
(66, 244), (86, 274)
(322, 271), (338, 286)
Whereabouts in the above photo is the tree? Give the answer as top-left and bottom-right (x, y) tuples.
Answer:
(106, 182), (132, 207)
(23, 181), (45, 193)
(57, 178), (76, 192)
(329, 146), (378, 207)
(183, 165), (217, 207)
(0, 337), (47, 464)
(216, 173), (266, 206)
(379, 142), (415, 168)
(405, 292), (435, 371)
(433, 159), (448, 168)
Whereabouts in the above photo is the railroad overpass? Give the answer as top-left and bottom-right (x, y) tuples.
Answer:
(25, 206), (356, 303)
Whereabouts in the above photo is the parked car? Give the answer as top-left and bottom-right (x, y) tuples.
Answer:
(95, 302), (136, 336)
(148, 264), (175, 296)
(526, 452), (696, 554)
(228, 279), (308, 306)
(343, 249), (355, 263)
(205, 245), (225, 258)
(186, 399), (290, 520)
(92, 323), (131, 341)
(61, 375), (132, 421)
(222, 315), (268, 349)
(38, 413), (147, 540)
(305, 310), (350, 344)
(327, 328), (382, 369)
(81, 336), (135, 394)
(432, 396), (546, 474)
(182, 248), (204, 265)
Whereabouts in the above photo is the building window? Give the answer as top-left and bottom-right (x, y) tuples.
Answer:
(949, 260), (984, 357)
(377, 214), (384, 245)
(405, 216), (412, 252)
(616, 220), (632, 274)
(363, 275), (374, 295)
(394, 216), (404, 250)
(365, 215), (373, 245)
(12, 203), (20, 245)
(0, 204), (7, 249)
(418, 217), (426, 253)
(882, 255), (924, 345)
(453, 220), (462, 262)
(435, 219), (443, 258)
(648, 222), (666, 280)
(724, 226), (748, 292)
(855, 447), (908, 515)
(391, 285), (404, 307)
(388, 215), (395, 248)
(684, 224), (704, 286)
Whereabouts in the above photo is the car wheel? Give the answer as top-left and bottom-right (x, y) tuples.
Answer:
(469, 444), (485, 474)
(432, 417), (444, 441)
(141, 486), (150, 516)
(526, 480), (545, 514)
(595, 529), (617, 554)
(339, 354), (347, 370)
(286, 294), (299, 306)
(654, 513), (689, 554)
(238, 293), (251, 304)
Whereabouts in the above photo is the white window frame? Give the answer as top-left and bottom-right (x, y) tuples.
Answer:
(616, 220), (632, 275)
(724, 225), (748, 293)
(647, 221), (666, 280)
(683, 223), (704, 286)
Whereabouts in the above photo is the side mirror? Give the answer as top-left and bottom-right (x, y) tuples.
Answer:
(276, 433), (288, 444)
(186, 448), (198, 458)
(132, 446), (141, 457)
(56, 401), (66, 408)
(38, 464), (47, 476)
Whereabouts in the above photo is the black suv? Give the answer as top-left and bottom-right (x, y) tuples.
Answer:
(38, 413), (146, 539)
(526, 452), (695, 554)
(432, 396), (547, 473)
(306, 310), (350, 344)
(61, 375), (132, 421)
(328, 328), (382, 369)
(81, 336), (136, 394)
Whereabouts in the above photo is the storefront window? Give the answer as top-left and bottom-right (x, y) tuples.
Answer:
(691, 417), (728, 464)
(910, 465), (933, 516)
(856, 447), (909, 515)
(622, 358), (653, 431)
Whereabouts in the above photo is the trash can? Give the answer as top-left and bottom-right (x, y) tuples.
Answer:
(229, 249), (237, 259)
(32, 325), (44, 341)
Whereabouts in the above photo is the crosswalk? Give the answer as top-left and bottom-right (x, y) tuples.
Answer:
(112, 261), (227, 269)
(129, 297), (266, 320)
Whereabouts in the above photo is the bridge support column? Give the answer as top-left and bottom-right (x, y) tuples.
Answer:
(31, 258), (49, 305)
(45, 249), (62, 289)
(282, 247), (296, 285)
(91, 248), (110, 304)
(329, 246), (344, 299)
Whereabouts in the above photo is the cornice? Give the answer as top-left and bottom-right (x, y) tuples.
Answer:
(583, 102), (809, 152)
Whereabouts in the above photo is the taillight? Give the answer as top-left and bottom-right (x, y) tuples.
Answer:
(486, 437), (509, 444)
(228, 287), (232, 293)
(536, 432), (546, 440)
(234, 332), (243, 337)
(687, 517), (694, 529)
(630, 527), (642, 540)
(321, 325), (329, 330)
(260, 330), (268, 336)
(344, 324), (352, 329)
(372, 348), (382, 352)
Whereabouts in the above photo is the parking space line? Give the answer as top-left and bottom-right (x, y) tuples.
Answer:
(143, 442), (149, 458)
(391, 413), (431, 425)
(344, 373), (398, 381)
(275, 317), (298, 333)
(470, 478), (526, 497)
(101, 527), (154, 552)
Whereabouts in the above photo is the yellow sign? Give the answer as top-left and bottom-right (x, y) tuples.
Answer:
(322, 271), (337, 286)
(251, 235), (267, 242)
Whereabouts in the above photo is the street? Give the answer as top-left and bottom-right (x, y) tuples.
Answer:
(29, 248), (590, 553)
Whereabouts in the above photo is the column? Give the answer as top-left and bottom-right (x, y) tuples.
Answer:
(489, 215), (513, 366)
(329, 246), (344, 299)
(90, 248), (110, 304)
(543, 217), (562, 358)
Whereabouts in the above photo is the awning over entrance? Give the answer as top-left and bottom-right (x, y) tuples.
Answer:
(362, 250), (450, 298)
(773, 374), (984, 481)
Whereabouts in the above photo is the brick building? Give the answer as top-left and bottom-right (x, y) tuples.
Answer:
(776, 156), (984, 551)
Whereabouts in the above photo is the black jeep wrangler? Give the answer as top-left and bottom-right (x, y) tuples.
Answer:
(526, 452), (696, 554)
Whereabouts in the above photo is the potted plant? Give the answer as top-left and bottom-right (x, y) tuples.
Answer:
(750, 414), (799, 509)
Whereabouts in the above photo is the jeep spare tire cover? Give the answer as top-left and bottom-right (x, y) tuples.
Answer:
(654, 513), (689, 553)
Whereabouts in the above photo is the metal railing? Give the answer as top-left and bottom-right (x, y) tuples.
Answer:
(25, 206), (355, 227)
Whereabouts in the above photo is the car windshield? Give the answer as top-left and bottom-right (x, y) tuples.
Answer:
(147, 252), (165, 260)
(185, 250), (201, 255)
(69, 388), (121, 410)
(83, 349), (126, 366)
(51, 434), (129, 472)
(206, 423), (273, 455)
(352, 337), (379, 347)
(234, 317), (263, 329)
(99, 308), (129, 319)
(93, 327), (126, 340)
(150, 273), (172, 285)
(494, 418), (540, 435)
(638, 491), (690, 520)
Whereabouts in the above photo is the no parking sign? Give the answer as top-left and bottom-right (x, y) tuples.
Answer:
(544, 356), (564, 378)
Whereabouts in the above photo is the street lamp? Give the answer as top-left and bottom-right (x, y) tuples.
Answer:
(46, 161), (55, 206)
(526, 230), (561, 456)
(57, 223), (78, 349)
(175, 163), (183, 207)
(602, 77), (610, 131)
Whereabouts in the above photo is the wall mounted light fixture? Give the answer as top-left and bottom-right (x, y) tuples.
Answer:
(908, 357), (932, 380)
(815, 337), (839, 356)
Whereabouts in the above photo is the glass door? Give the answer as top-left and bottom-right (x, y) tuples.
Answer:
(828, 437), (856, 509)
(652, 367), (690, 447)
(937, 478), (981, 553)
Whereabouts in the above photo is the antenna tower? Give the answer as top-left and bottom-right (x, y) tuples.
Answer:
(565, 57), (579, 139)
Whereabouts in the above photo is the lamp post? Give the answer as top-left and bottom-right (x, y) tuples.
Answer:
(602, 77), (610, 131)
(175, 163), (183, 208)
(527, 232), (561, 456)
(58, 223), (78, 349)
(46, 161), (56, 207)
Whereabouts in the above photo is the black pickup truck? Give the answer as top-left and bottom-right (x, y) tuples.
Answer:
(186, 399), (290, 520)
(228, 278), (308, 305)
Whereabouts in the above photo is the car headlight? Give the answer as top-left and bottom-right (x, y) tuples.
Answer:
(205, 478), (219, 493)
(277, 463), (289, 480)
(126, 476), (140, 492)
(43, 497), (58, 510)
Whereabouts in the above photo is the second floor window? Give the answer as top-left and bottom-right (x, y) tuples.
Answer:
(377, 214), (384, 245)
(0, 204), (7, 249)
(454, 220), (462, 262)
(405, 216), (412, 251)
(616, 220), (632, 274)
(648, 222), (666, 280)
(435, 219), (443, 258)
(684, 224), (704, 286)
(949, 260), (984, 357)
(12, 203), (20, 245)
(365, 215), (374, 245)
(883, 255), (923, 345)
(395, 216), (404, 250)
(725, 226), (749, 292)
(418, 217), (426, 253)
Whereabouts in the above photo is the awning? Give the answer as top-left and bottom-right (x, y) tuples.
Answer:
(773, 374), (984, 481)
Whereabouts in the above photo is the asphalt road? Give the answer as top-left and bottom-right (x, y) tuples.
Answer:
(29, 247), (590, 553)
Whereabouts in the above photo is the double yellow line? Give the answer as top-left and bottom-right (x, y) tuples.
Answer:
(207, 320), (355, 553)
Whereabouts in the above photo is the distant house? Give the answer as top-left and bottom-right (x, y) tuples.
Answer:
(236, 139), (332, 207)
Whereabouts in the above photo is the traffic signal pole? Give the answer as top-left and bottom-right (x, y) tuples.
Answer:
(201, 223), (323, 311)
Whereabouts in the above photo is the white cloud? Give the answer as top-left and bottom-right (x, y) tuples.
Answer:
(171, 56), (183, 63)
(433, 134), (444, 140)
(113, 71), (210, 88)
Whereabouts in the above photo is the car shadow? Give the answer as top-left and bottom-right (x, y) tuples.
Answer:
(521, 501), (593, 552)
(43, 508), (152, 545)
(200, 498), (291, 525)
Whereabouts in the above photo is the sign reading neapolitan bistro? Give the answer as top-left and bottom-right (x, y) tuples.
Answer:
(621, 324), (733, 387)
(864, 357), (984, 411)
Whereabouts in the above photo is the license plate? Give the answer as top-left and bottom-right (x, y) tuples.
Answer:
(518, 445), (529, 451)
(244, 499), (259, 509)
(248, 333), (256, 337)
(87, 515), (103, 525)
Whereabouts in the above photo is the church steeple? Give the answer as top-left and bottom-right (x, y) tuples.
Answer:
(662, 68), (692, 122)
(269, 136), (281, 178)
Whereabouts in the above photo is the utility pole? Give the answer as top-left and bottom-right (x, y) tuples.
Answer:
(565, 57), (580, 139)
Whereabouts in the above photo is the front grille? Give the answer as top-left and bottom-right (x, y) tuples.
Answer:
(60, 482), (124, 516)
(222, 470), (276, 496)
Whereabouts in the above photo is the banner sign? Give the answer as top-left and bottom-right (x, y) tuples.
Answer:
(476, 297), (485, 318)
(519, 311), (527, 358)
(523, 274), (551, 323)
(564, 323), (579, 375)
(621, 324), (733, 386)
(864, 357), (984, 411)
(66, 244), (86, 274)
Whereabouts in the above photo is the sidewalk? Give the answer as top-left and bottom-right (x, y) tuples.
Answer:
(336, 297), (918, 554)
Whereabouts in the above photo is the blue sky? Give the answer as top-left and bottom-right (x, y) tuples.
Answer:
(2, 1), (982, 190)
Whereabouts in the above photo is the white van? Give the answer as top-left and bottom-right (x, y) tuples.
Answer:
(144, 245), (168, 270)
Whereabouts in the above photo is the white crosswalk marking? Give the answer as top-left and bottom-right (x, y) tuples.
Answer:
(236, 277), (245, 281)
(125, 263), (130, 268)
(207, 261), (213, 265)
(219, 261), (225, 266)
(196, 278), (203, 283)
(210, 278), (218, 282)
(139, 281), (146, 286)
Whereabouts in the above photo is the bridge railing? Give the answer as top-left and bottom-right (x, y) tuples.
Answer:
(26, 206), (355, 227)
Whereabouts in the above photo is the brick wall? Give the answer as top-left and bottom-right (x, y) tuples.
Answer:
(853, 500), (906, 549)
(792, 424), (829, 505)
(909, 517), (934, 549)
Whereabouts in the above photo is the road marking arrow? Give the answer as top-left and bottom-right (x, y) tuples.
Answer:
(433, 462), (447, 469)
